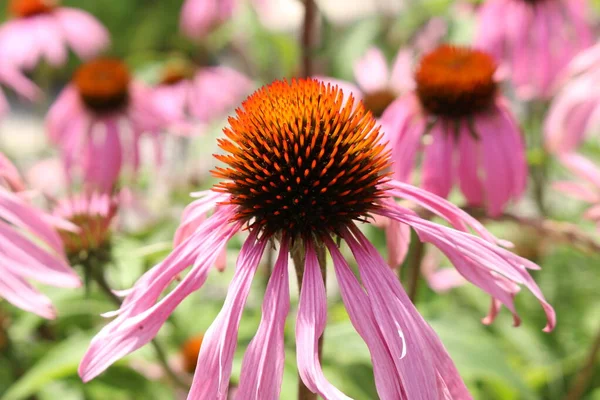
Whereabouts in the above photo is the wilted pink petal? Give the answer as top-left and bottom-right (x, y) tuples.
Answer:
(296, 239), (350, 399)
(236, 238), (290, 399)
(188, 231), (267, 399)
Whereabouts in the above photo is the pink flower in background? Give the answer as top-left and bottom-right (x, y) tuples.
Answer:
(0, 152), (80, 318)
(0, 63), (39, 117)
(475, 0), (593, 100)
(180, 0), (234, 38)
(53, 191), (118, 257)
(46, 58), (164, 193)
(153, 60), (252, 136)
(324, 47), (414, 118)
(545, 42), (600, 154)
(384, 45), (527, 217)
(79, 80), (554, 399)
(0, 0), (109, 70)
(555, 153), (600, 228)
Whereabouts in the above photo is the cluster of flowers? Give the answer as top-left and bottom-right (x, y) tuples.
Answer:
(1, 0), (600, 398)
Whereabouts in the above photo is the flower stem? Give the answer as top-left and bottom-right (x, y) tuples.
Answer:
(564, 320), (600, 400)
(406, 237), (425, 302)
(291, 240), (327, 400)
(301, 0), (318, 77)
(461, 206), (600, 254)
(91, 269), (188, 389)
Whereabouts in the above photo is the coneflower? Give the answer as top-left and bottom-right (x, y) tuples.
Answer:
(79, 79), (554, 399)
(46, 58), (163, 193)
(383, 45), (527, 217)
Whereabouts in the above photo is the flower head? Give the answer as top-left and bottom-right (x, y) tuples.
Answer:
(0, 0), (109, 70)
(383, 45), (527, 216)
(0, 152), (80, 318)
(153, 59), (252, 136)
(79, 79), (554, 399)
(213, 79), (390, 238)
(53, 192), (118, 262)
(46, 58), (164, 193)
(475, 0), (593, 99)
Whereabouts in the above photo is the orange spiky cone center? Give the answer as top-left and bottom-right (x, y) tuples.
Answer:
(73, 59), (131, 113)
(9, 0), (56, 18)
(213, 79), (391, 239)
(415, 45), (497, 118)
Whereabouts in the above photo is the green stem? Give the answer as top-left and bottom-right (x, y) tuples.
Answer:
(564, 320), (600, 400)
(406, 237), (425, 303)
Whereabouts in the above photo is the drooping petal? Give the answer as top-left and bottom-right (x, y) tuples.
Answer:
(421, 121), (454, 198)
(457, 123), (484, 206)
(79, 209), (240, 381)
(0, 266), (56, 319)
(354, 48), (390, 93)
(236, 237), (290, 399)
(295, 239), (350, 400)
(323, 237), (404, 399)
(381, 94), (426, 183)
(343, 225), (472, 400)
(82, 119), (123, 193)
(55, 8), (110, 60)
(188, 230), (267, 400)
(377, 203), (556, 332)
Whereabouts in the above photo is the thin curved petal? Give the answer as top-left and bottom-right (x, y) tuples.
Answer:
(295, 239), (350, 400)
(188, 231), (267, 399)
(236, 238), (290, 399)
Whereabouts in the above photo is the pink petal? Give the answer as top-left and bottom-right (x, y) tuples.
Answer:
(79, 211), (240, 382)
(381, 94), (425, 183)
(54, 8), (110, 60)
(389, 49), (415, 94)
(236, 237), (290, 399)
(343, 225), (472, 399)
(354, 48), (389, 93)
(0, 152), (25, 192)
(324, 237), (404, 399)
(188, 231), (267, 399)
(457, 122), (484, 206)
(295, 239), (350, 400)
(559, 153), (600, 188)
(378, 204), (556, 332)
(0, 266), (56, 319)
(421, 121), (454, 198)
(83, 119), (122, 193)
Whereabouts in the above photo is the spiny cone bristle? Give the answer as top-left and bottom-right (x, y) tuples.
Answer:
(213, 78), (391, 239)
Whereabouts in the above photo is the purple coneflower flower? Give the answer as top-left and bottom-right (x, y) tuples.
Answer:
(0, 63), (39, 117)
(475, 0), (593, 99)
(153, 60), (252, 136)
(383, 44), (527, 217)
(0, 0), (109, 70)
(79, 79), (554, 399)
(46, 58), (164, 193)
(0, 152), (80, 318)
(180, 0), (263, 39)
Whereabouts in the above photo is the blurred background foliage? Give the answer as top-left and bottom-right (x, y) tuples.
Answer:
(1, 0), (600, 399)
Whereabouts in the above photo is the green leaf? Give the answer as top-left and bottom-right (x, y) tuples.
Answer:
(1, 333), (93, 400)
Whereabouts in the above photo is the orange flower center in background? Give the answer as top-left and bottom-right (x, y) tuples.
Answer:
(159, 61), (195, 86)
(58, 213), (113, 257)
(415, 45), (497, 118)
(213, 79), (391, 239)
(73, 59), (131, 113)
(362, 89), (397, 118)
(8, 0), (56, 18)
(181, 334), (204, 373)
